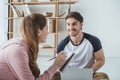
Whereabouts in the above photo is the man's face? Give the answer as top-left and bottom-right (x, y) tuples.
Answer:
(66, 18), (83, 37)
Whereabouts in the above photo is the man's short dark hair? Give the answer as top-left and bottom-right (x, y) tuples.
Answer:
(65, 11), (83, 23)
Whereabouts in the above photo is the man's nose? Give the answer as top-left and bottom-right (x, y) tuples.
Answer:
(69, 25), (74, 30)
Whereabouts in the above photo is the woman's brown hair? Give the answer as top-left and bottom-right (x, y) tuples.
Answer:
(20, 13), (47, 77)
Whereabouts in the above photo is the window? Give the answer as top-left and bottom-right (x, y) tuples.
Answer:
(0, 0), (8, 47)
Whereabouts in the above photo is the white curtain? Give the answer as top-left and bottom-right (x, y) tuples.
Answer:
(0, 0), (8, 48)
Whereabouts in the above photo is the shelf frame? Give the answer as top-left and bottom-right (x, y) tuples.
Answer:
(8, 0), (78, 57)
(6, 1), (78, 5)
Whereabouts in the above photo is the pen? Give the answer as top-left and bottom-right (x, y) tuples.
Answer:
(47, 57), (56, 61)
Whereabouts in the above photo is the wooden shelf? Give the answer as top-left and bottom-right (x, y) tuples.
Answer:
(5, 32), (13, 34)
(38, 55), (54, 58)
(7, 1), (78, 5)
(6, 31), (58, 35)
(6, 17), (23, 19)
(41, 47), (55, 50)
(8, 0), (78, 57)
(6, 17), (65, 19)
(47, 17), (65, 19)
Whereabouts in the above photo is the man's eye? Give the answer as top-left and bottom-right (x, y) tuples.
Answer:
(67, 23), (70, 26)
(72, 23), (77, 26)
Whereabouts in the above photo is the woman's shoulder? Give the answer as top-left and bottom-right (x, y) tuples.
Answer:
(2, 38), (28, 58)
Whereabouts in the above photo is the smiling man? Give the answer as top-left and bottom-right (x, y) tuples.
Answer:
(57, 11), (109, 80)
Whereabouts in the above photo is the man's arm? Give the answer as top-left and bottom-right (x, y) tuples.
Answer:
(92, 49), (105, 72)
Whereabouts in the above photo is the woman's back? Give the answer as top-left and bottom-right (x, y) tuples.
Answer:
(0, 38), (30, 80)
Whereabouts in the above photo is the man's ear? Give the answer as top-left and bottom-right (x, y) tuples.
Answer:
(80, 22), (83, 30)
(81, 22), (83, 26)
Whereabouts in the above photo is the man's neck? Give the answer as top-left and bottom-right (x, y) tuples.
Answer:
(71, 32), (83, 45)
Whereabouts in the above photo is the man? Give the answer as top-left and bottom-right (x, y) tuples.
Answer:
(57, 11), (109, 80)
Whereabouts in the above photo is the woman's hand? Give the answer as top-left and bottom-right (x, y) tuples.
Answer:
(52, 51), (66, 69)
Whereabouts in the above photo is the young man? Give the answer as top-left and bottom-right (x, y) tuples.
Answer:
(57, 11), (109, 80)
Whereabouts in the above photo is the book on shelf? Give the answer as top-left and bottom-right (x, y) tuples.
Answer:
(13, 0), (25, 2)
(11, 5), (23, 17)
(11, 5), (17, 17)
(47, 19), (55, 33)
(30, 0), (38, 2)
(11, 4), (30, 17)
(22, 4), (31, 16)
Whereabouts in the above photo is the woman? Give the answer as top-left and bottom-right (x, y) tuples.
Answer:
(0, 13), (66, 80)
